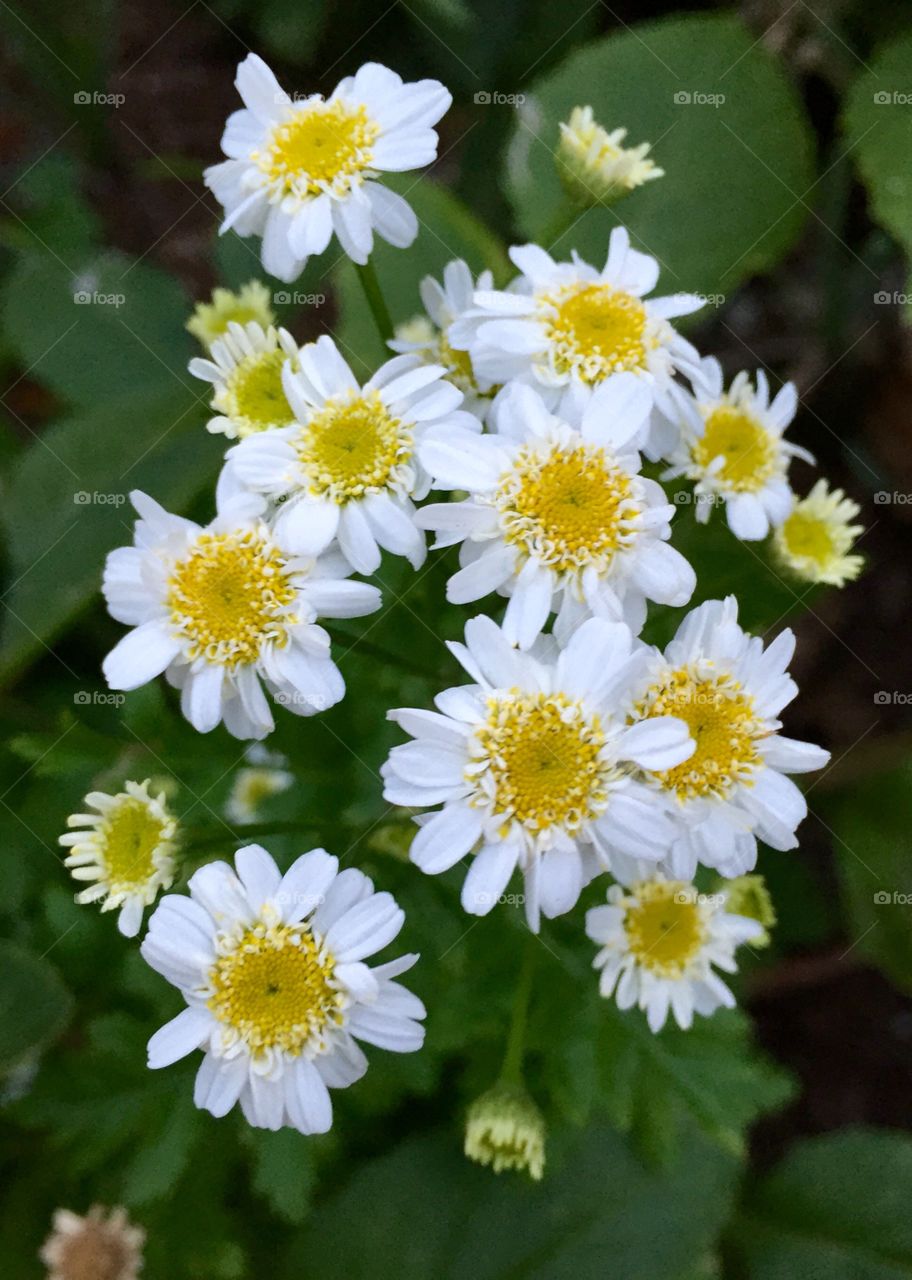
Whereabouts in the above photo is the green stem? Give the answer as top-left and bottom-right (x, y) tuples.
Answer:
(355, 258), (394, 346)
(500, 937), (538, 1085)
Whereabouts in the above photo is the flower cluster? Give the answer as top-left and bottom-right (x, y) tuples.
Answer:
(63, 63), (859, 1176)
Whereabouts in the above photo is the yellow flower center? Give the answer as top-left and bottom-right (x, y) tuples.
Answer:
(223, 349), (294, 437)
(470, 691), (610, 833)
(101, 798), (167, 891)
(624, 880), (707, 977)
(779, 509), (834, 568)
(636, 666), (763, 801)
(259, 101), (379, 198)
(209, 921), (343, 1057)
(694, 405), (777, 492)
(497, 441), (639, 574)
(167, 530), (297, 667)
(298, 389), (413, 502)
(544, 283), (650, 381)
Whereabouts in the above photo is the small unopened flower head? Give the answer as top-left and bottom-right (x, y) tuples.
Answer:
(40, 1205), (145, 1280)
(60, 780), (178, 938)
(226, 746), (293, 823)
(720, 874), (776, 948)
(558, 107), (664, 206)
(464, 1082), (545, 1180)
(772, 479), (864, 587)
(186, 281), (275, 349)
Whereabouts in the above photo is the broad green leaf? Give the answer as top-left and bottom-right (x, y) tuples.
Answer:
(737, 1129), (912, 1278)
(283, 1123), (738, 1279)
(244, 1127), (318, 1225)
(334, 176), (510, 373)
(827, 762), (912, 992)
(0, 940), (72, 1074)
(121, 1091), (204, 1206)
(844, 34), (912, 308)
(505, 14), (815, 296)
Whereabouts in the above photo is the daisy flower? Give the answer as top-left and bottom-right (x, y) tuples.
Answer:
(662, 357), (814, 540)
(381, 614), (695, 930)
(41, 1205), (145, 1280)
(205, 54), (451, 282)
(225, 335), (477, 574)
(557, 108), (664, 205)
(390, 259), (499, 420)
(585, 871), (763, 1032)
(449, 229), (703, 434)
(416, 378), (695, 646)
(189, 320), (299, 440)
(141, 844), (425, 1134)
(102, 489), (381, 741)
(186, 280), (275, 349)
(773, 478), (864, 586)
(627, 596), (830, 880)
(226, 745), (294, 823)
(60, 780), (177, 938)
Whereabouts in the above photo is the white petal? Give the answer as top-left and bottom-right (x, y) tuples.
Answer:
(147, 1007), (212, 1069)
(460, 842), (519, 915)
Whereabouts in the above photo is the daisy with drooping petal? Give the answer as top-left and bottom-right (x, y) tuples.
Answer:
(585, 871), (763, 1033)
(225, 335), (477, 575)
(464, 1082), (545, 1180)
(187, 280), (276, 350)
(41, 1205), (145, 1280)
(205, 54), (451, 282)
(390, 259), (499, 421)
(189, 320), (299, 440)
(557, 107), (664, 206)
(449, 228), (703, 443)
(60, 780), (178, 938)
(662, 357), (814, 540)
(102, 488), (380, 741)
(142, 844), (425, 1134)
(772, 478), (864, 586)
(416, 378), (695, 646)
(627, 596), (830, 880)
(381, 614), (695, 931)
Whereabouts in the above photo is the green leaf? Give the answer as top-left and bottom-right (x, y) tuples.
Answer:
(283, 1123), (738, 1279)
(244, 1126), (318, 1225)
(334, 177), (510, 373)
(0, 940), (72, 1074)
(505, 13), (815, 296)
(827, 762), (912, 992)
(736, 1129), (912, 1278)
(844, 35), (912, 300)
(121, 1091), (204, 1207)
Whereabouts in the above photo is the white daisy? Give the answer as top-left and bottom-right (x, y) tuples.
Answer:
(60, 780), (178, 937)
(416, 378), (695, 647)
(381, 614), (695, 931)
(390, 259), (498, 421)
(772, 478), (864, 586)
(188, 320), (299, 440)
(557, 108), (664, 205)
(662, 357), (814, 540)
(627, 596), (830, 880)
(448, 228), (703, 447)
(224, 335), (478, 574)
(205, 54), (451, 282)
(102, 488), (381, 741)
(585, 871), (763, 1033)
(142, 844), (425, 1134)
